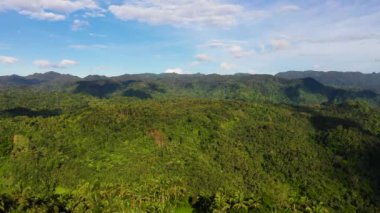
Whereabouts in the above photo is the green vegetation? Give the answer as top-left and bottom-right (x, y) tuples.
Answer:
(0, 73), (379, 212)
(1, 72), (380, 106)
(277, 70), (380, 93)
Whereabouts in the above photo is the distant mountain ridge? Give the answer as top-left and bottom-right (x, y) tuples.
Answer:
(0, 71), (79, 88)
(25, 71), (80, 83)
(0, 71), (379, 106)
(276, 70), (380, 93)
(0, 75), (41, 87)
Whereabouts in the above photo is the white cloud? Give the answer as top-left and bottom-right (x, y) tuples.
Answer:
(0, 0), (102, 21)
(60, 59), (78, 66)
(83, 10), (106, 18)
(69, 44), (108, 49)
(303, 33), (380, 44)
(270, 39), (292, 50)
(195, 54), (210, 62)
(202, 40), (252, 58)
(19, 10), (65, 21)
(0, 56), (18, 64)
(237, 4), (301, 23)
(109, 0), (243, 27)
(165, 68), (184, 74)
(228, 45), (252, 58)
(220, 62), (233, 70)
(202, 39), (244, 49)
(34, 59), (78, 69)
(71, 19), (89, 31)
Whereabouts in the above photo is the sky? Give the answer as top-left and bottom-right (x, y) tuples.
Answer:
(0, 0), (380, 77)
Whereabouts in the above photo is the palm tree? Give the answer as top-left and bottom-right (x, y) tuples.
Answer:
(231, 192), (248, 212)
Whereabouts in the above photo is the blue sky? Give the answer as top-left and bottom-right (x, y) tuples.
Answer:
(0, 0), (379, 77)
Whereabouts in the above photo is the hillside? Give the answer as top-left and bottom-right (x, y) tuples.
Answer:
(276, 71), (380, 93)
(0, 72), (380, 212)
(0, 82), (379, 211)
(1, 72), (379, 106)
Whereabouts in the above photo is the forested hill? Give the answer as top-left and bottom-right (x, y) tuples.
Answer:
(0, 72), (380, 212)
(1, 71), (379, 106)
(0, 91), (379, 212)
(276, 70), (380, 93)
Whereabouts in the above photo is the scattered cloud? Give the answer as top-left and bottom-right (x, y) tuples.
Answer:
(109, 0), (243, 27)
(69, 44), (108, 49)
(0, 55), (18, 64)
(202, 40), (252, 58)
(192, 54), (211, 66)
(304, 33), (380, 43)
(0, 0), (102, 21)
(238, 4), (301, 22)
(165, 68), (184, 74)
(203, 39), (245, 49)
(270, 39), (292, 50)
(83, 9), (106, 18)
(34, 59), (78, 69)
(195, 54), (210, 62)
(228, 45), (252, 58)
(220, 62), (233, 70)
(19, 10), (65, 21)
(60, 59), (78, 66)
(71, 19), (89, 31)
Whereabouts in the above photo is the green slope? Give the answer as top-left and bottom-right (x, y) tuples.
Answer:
(0, 90), (379, 212)
(2, 72), (380, 106)
(277, 70), (380, 93)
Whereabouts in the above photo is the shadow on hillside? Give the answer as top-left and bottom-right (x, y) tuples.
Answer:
(310, 115), (374, 135)
(284, 78), (379, 104)
(121, 80), (141, 87)
(123, 89), (152, 99)
(290, 105), (374, 135)
(0, 107), (62, 118)
(148, 83), (166, 93)
(74, 80), (120, 98)
(289, 104), (380, 203)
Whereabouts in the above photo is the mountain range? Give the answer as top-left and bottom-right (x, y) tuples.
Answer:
(276, 70), (380, 93)
(1, 71), (380, 212)
(0, 71), (379, 106)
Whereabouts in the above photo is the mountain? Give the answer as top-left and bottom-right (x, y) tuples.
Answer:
(0, 71), (80, 90)
(0, 72), (380, 211)
(1, 72), (380, 106)
(284, 77), (378, 104)
(276, 70), (380, 93)
(0, 75), (41, 87)
(26, 71), (80, 82)
(74, 74), (380, 105)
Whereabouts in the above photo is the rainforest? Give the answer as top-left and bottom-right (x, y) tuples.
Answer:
(0, 72), (379, 212)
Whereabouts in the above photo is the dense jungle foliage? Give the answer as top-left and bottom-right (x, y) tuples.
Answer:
(277, 71), (380, 93)
(1, 72), (380, 106)
(0, 73), (379, 212)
